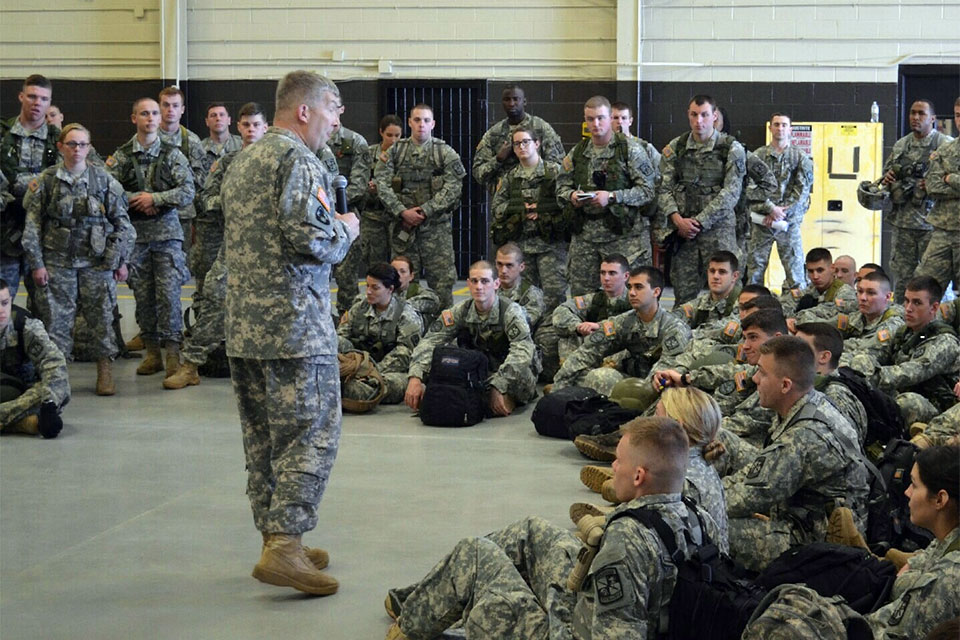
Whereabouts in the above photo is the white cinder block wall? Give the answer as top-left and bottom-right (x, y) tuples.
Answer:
(1, 1), (955, 82)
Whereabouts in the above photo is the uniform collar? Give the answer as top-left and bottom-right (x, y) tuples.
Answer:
(466, 297), (502, 324)
(55, 164), (89, 185)
(132, 136), (161, 156)
(11, 119), (48, 139)
(687, 128), (720, 151)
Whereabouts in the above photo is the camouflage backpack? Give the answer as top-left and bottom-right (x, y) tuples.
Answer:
(338, 350), (386, 413)
(742, 584), (873, 640)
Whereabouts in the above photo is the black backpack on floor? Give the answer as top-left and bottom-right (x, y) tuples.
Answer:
(531, 386), (599, 438)
(756, 542), (896, 614)
(834, 366), (906, 451)
(419, 347), (489, 427)
(866, 438), (934, 552)
(564, 396), (643, 438)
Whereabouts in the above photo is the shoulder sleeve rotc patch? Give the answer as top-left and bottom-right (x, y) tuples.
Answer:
(508, 324), (522, 340)
(574, 296), (587, 310)
(746, 455), (766, 479)
(441, 309), (455, 327)
(724, 321), (739, 337)
(718, 381), (736, 396)
(593, 566), (625, 606)
(837, 314), (849, 330)
(734, 370), (748, 392)
(664, 335), (680, 351)
(877, 328), (891, 342)
(602, 320), (616, 337)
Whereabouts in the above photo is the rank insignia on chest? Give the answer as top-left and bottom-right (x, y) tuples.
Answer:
(315, 186), (330, 212)
(441, 310), (455, 327)
(602, 320), (616, 337)
(379, 151), (389, 164)
(734, 371), (748, 392)
(877, 329), (891, 342)
(574, 296), (587, 310)
(724, 321), (739, 337)
(837, 314), (849, 330)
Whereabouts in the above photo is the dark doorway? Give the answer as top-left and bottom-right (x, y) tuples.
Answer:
(897, 64), (960, 137)
(380, 80), (488, 278)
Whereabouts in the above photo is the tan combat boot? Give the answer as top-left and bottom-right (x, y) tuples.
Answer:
(260, 531), (328, 570)
(125, 333), (145, 351)
(385, 624), (409, 640)
(580, 465), (614, 493)
(7, 414), (40, 435)
(164, 341), (181, 378)
(136, 342), (164, 375)
(252, 533), (338, 595)
(96, 358), (116, 396)
(826, 507), (869, 550)
(163, 362), (201, 390)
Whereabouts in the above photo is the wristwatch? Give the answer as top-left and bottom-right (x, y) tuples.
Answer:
(609, 191), (618, 204)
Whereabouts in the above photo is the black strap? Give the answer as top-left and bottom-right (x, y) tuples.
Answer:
(608, 496), (709, 566)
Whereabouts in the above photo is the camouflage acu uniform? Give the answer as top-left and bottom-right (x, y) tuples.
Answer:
(222, 126), (355, 535)
(347, 141), (391, 268)
(180, 245), (226, 368)
(337, 295), (422, 405)
(550, 290), (632, 363)
(865, 527), (960, 640)
(490, 160), (569, 310)
(409, 297), (539, 405)
(674, 318), (745, 371)
(192, 148), (238, 311)
(391, 495), (721, 640)
(552, 307), (691, 396)
(472, 113), (565, 192)
(21, 163), (134, 360)
(557, 134), (657, 296)
(722, 390), (870, 572)
(684, 447), (729, 550)
(374, 136), (466, 310)
(200, 134), (242, 175)
(922, 403), (960, 446)
(657, 130), (745, 306)
(0, 307), (70, 429)
(106, 136), (194, 345)
(916, 137), (960, 295)
(882, 129), (954, 302)
(746, 144), (813, 288)
(498, 279), (546, 330)
(683, 360), (757, 419)
(828, 306), (905, 359)
(734, 150), (779, 266)
(781, 278), (857, 320)
(817, 373), (869, 445)
(402, 280), (442, 332)
(0, 117), (59, 299)
(673, 286), (740, 330)
(846, 320), (960, 425)
(157, 126), (205, 221)
(323, 127), (368, 315)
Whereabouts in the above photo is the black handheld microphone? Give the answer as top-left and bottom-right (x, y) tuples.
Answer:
(333, 175), (348, 214)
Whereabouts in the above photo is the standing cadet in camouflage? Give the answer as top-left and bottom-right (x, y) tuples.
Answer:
(405, 261), (539, 417)
(349, 115), (403, 268)
(106, 98), (194, 380)
(374, 104), (465, 310)
(721, 336), (870, 572)
(882, 100), (954, 302)
(391, 255), (441, 331)
(558, 96), (657, 296)
(658, 95), (746, 307)
(846, 276), (960, 426)
(385, 417), (723, 640)
(490, 126), (569, 311)
(782, 247), (858, 324)
(747, 113), (813, 289)
(916, 97), (960, 297)
(164, 104), (269, 391)
(552, 267), (691, 396)
(830, 270), (905, 358)
(22, 124), (134, 396)
(222, 71), (359, 596)
(472, 84), (565, 194)
(157, 87), (206, 251)
(611, 101), (664, 251)
(495, 242), (546, 330)
(1, 75), (59, 300)
(0, 278), (69, 439)
(338, 263), (422, 405)
(200, 103), (242, 172)
(325, 113), (369, 315)
(674, 250), (741, 330)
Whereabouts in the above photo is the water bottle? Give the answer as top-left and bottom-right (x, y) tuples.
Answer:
(870, 101), (879, 123)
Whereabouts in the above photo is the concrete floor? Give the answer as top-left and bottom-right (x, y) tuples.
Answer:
(0, 281), (607, 640)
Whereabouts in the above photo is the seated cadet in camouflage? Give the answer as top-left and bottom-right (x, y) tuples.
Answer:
(374, 103), (466, 311)
(404, 261), (538, 417)
(674, 250), (741, 330)
(833, 254), (857, 287)
(746, 113), (814, 290)
(717, 336), (870, 572)
(348, 115), (403, 268)
(384, 417), (723, 640)
(163, 104), (269, 392)
(795, 322), (869, 445)
(0, 278), (69, 438)
(21, 124), (134, 397)
(552, 266), (691, 396)
(846, 276), (960, 426)
(882, 99), (954, 303)
(494, 242), (545, 331)
(558, 96), (657, 296)
(391, 255), (441, 331)
(338, 263), (422, 405)
(657, 94), (746, 307)
(489, 126), (569, 311)
(781, 247), (857, 326)
(913, 402), (960, 449)
(828, 270), (905, 358)
(656, 308), (786, 449)
(472, 84), (565, 194)
(106, 97), (195, 380)
(916, 97), (960, 298)
(325, 107), (369, 316)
